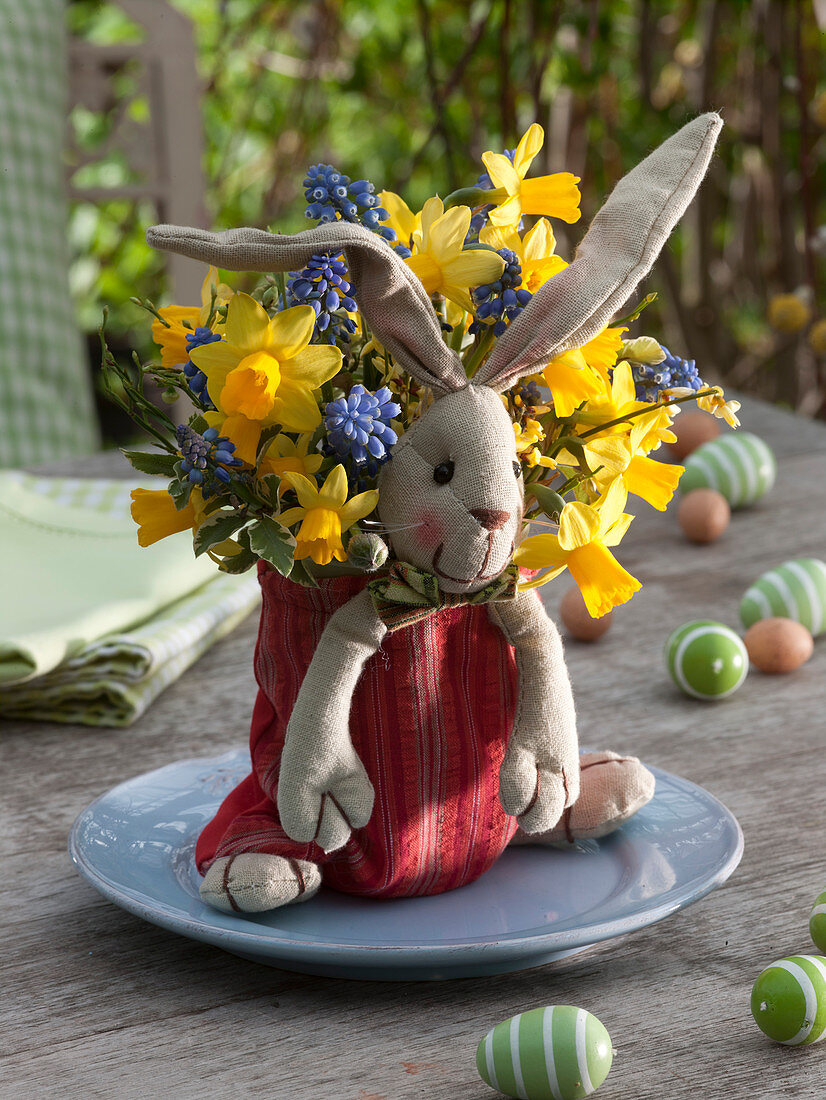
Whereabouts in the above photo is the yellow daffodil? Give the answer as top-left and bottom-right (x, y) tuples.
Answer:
(278, 465), (378, 566)
(697, 387), (741, 429)
(480, 219), (567, 293)
(404, 197), (505, 313)
(258, 432), (323, 492)
(151, 267), (232, 367)
(584, 432), (684, 512)
(514, 480), (640, 616)
(543, 326), (629, 418)
(189, 294), (341, 464)
(513, 418), (556, 469)
(130, 487), (207, 548)
(482, 124), (581, 230)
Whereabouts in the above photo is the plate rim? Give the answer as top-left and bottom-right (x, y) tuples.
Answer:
(68, 749), (744, 966)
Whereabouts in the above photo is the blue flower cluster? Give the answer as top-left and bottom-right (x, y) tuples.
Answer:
(468, 148), (517, 238)
(304, 165), (395, 241)
(630, 345), (705, 403)
(324, 385), (400, 467)
(176, 424), (243, 494)
(287, 253), (358, 344)
(470, 249), (532, 336)
(183, 327), (221, 408)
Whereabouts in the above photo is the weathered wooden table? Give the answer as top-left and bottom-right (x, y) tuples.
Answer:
(3, 396), (825, 1099)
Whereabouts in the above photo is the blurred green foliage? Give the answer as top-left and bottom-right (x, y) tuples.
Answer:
(68, 0), (826, 416)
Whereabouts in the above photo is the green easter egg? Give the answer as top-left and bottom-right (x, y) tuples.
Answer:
(751, 955), (826, 1045)
(680, 432), (776, 508)
(665, 620), (748, 700)
(476, 1005), (613, 1100)
(810, 891), (826, 953)
(740, 558), (826, 638)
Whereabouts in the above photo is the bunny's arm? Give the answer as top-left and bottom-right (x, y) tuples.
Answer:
(488, 591), (580, 833)
(277, 588), (387, 854)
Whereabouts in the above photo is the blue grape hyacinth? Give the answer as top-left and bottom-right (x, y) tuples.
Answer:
(631, 345), (705, 403)
(176, 424), (243, 495)
(287, 253), (358, 343)
(183, 327), (221, 408)
(303, 165), (395, 241)
(470, 248), (532, 336)
(324, 385), (400, 466)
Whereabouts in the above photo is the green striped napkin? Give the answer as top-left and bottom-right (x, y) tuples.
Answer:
(0, 471), (260, 726)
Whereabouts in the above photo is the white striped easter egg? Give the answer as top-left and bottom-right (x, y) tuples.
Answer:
(679, 431), (776, 508)
(751, 955), (826, 1045)
(810, 890), (826, 953)
(740, 558), (826, 638)
(665, 620), (749, 700)
(476, 1005), (612, 1100)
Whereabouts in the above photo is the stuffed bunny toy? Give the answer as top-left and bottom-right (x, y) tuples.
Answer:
(147, 112), (722, 915)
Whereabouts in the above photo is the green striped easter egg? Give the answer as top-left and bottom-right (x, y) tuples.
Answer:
(751, 955), (826, 1045)
(679, 431), (776, 508)
(476, 1005), (612, 1100)
(740, 558), (826, 638)
(810, 890), (826, 953)
(665, 620), (748, 700)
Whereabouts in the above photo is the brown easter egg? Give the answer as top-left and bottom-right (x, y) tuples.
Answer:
(560, 586), (612, 641)
(745, 617), (814, 674)
(668, 410), (721, 461)
(678, 488), (731, 544)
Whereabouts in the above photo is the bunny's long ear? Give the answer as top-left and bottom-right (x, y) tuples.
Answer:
(474, 112), (723, 393)
(146, 221), (468, 395)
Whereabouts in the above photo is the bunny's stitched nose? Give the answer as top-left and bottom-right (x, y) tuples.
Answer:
(470, 508), (510, 531)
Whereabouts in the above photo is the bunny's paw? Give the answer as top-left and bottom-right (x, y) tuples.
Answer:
(278, 765), (375, 854)
(498, 744), (580, 834)
(199, 854), (321, 914)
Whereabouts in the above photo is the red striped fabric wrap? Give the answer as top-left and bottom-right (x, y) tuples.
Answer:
(196, 563), (520, 898)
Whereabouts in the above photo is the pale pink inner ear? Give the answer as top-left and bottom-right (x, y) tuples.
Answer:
(475, 112), (723, 394)
(145, 221), (468, 395)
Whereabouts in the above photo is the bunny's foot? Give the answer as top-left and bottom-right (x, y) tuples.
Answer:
(199, 853), (321, 914)
(510, 751), (655, 846)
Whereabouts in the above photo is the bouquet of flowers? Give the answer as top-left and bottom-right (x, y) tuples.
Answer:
(104, 122), (740, 617)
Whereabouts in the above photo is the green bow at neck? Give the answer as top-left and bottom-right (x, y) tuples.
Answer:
(367, 560), (519, 633)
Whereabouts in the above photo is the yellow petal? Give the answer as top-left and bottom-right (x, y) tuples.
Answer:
(267, 305), (317, 360)
(339, 489), (379, 529)
(418, 196), (445, 244)
(521, 217), (556, 262)
(443, 248), (506, 291)
(130, 489), (195, 547)
(512, 123), (544, 177)
(611, 362), (636, 408)
(624, 454), (683, 511)
(558, 501), (601, 551)
(220, 414), (261, 465)
(481, 151), (520, 193)
(595, 477), (629, 536)
(542, 357), (602, 418)
(513, 532), (569, 572)
(479, 223), (520, 254)
(199, 266), (219, 310)
(581, 326), (627, 384)
(379, 190), (418, 244)
(520, 173), (582, 223)
(319, 464), (349, 508)
(270, 379), (323, 432)
(277, 507), (305, 527)
(566, 541), (641, 617)
(285, 343), (343, 388)
(225, 293), (271, 353)
(281, 471), (321, 509)
(601, 511), (634, 548)
(486, 193), (523, 229)
(188, 340), (243, 399)
(406, 252), (443, 296)
(585, 436), (632, 475)
(428, 206), (472, 259)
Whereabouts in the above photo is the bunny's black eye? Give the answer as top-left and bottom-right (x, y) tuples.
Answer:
(513, 461), (522, 479)
(433, 461), (455, 485)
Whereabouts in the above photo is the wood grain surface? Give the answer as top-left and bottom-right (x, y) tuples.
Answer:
(2, 396), (825, 1099)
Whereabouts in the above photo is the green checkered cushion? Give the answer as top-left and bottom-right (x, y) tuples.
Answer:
(0, 0), (98, 466)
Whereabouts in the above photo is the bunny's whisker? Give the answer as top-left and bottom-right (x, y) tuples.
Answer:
(360, 520), (426, 533)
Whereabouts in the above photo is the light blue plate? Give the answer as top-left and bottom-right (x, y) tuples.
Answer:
(69, 749), (743, 981)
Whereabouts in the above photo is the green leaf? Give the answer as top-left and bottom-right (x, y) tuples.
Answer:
(258, 473), (282, 507)
(168, 476), (193, 510)
(193, 511), (248, 557)
(188, 413), (209, 433)
(215, 543), (258, 574)
(247, 516), (295, 576)
(122, 449), (179, 477)
(288, 555), (320, 588)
